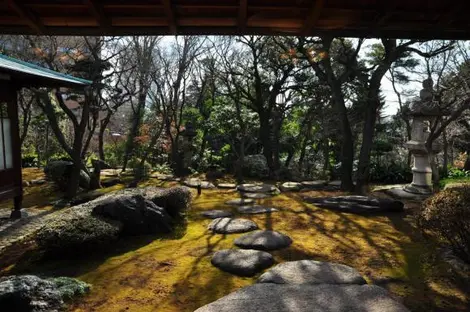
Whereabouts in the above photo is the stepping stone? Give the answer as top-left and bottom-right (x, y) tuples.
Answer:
(151, 173), (175, 181)
(183, 178), (215, 189)
(194, 283), (410, 312)
(235, 230), (292, 251)
(237, 183), (280, 194)
(217, 183), (237, 189)
(280, 182), (303, 192)
(208, 218), (258, 234)
(241, 193), (272, 199)
(237, 205), (278, 215)
(211, 249), (274, 277)
(328, 180), (342, 187)
(304, 195), (404, 214)
(225, 198), (255, 206)
(301, 180), (327, 188)
(257, 260), (366, 285)
(200, 210), (233, 219)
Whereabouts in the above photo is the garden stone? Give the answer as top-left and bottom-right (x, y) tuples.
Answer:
(208, 217), (258, 234)
(225, 198), (255, 206)
(304, 195), (404, 214)
(200, 210), (233, 219)
(44, 160), (90, 190)
(194, 283), (410, 312)
(237, 183), (280, 194)
(237, 205), (278, 215)
(235, 230), (292, 251)
(280, 182), (302, 192)
(92, 194), (173, 235)
(328, 180), (342, 187)
(183, 178), (215, 189)
(0, 275), (90, 312)
(211, 249), (274, 277)
(150, 173), (175, 180)
(31, 179), (46, 185)
(257, 260), (367, 285)
(301, 180), (328, 188)
(241, 192), (272, 199)
(217, 183), (237, 189)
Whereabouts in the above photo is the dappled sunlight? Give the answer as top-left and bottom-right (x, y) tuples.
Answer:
(1, 180), (467, 311)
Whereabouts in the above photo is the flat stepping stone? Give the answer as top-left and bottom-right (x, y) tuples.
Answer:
(151, 173), (175, 180)
(241, 193), (272, 199)
(217, 183), (237, 189)
(183, 178), (215, 189)
(328, 180), (342, 187)
(235, 230), (292, 251)
(237, 183), (280, 194)
(194, 283), (410, 312)
(304, 195), (404, 214)
(237, 205), (278, 214)
(200, 210), (233, 219)
(280, 182), (303, 192)
(211, 249), (274, 277)
(208, 217), (258, 234)
(301, 180), (328, 188)
(225, 198), (255, 206)
(257, 260), (366, 285)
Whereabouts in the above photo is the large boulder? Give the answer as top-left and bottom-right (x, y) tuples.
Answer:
(0, 275), (90, 312)
(44, 160), (90, 190)
(211, 249), (275, 277)
(132, 186), (192, 219)
(257, 260), (367, 285)
(35, 204), (122, 253)
(304, 195), (404, 214)
(194, 283), (410, 312)
(92, 194), (173, 235)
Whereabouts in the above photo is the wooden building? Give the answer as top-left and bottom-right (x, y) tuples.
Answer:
(0, 1), (467, 39)
(0, 53), (91, 218)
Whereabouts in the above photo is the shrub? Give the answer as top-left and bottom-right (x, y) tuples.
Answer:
(154, 162), (173, 175)
(369, 161), (412, 184)
(128, 158), (152, 178)
(22, 154), (38, 168)
(447, 167), (470, 179)
(242, 154), (269, 178)
(418, 187), (470, 263)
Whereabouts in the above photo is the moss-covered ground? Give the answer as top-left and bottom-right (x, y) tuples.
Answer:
(0, 170), (469, 311)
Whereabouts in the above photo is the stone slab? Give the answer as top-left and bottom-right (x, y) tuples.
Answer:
(257, 260), (366, 285)
(237, 205), (279, 215)
(301, 180), (328, 188)
(280, 182), (303, 192)
(304, 195), (404, 214)
(217, 183), (237, 189)
(384, 187), (431, 201)
(235, 230), (292, 251)
(200, 210), (233, 219)
(237, 183), (280, 194)
(225, 198), (255, 206)
(194, 283), (410, 312)
(208, 218), (258, 234)
(241, 193), (272, 199)
(211, 249), (274, 277)
(183, 179), (215, 189)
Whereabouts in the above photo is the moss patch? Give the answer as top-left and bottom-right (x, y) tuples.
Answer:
(2, 183), (469, 312)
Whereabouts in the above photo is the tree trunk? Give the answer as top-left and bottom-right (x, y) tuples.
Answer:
(259, 113), (275, 177)
(236, 139), (245, 184)
(98, 111), (112, 161)
(122, 91), (145, 171)
(443, 129), (448, 177)
(356, 103), (377, 194)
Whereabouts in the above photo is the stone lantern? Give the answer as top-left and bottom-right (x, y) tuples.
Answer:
(403, 78), (442, 195)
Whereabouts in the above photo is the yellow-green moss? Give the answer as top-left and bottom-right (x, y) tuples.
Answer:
(2, 176), (468, 312)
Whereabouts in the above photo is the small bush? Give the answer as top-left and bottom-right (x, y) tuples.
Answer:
(447, 167), (470, 179)
(418, 187), (470, 263)
(369, 161), (412, 184)
(154, 162), (173, 175)
(242, 154), (269, 178)
(22, 154), (38, 168)
(128, 158), (152, 178)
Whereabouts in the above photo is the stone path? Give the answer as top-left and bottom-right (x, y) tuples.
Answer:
(241, 193), (272, 199)
(217, 183), (237, 189)
(208, 217), (258, 234)
(237, 205), (278, 215)
(234, 230), (292, 251)
(211, 249), (274, 277)
(225, 198), (255, 206)
(279, 182), (302, 192)
(237, 183), (280, 194)
(257, 260), (367, 285)
(183, 179), (215, 189)
(303, 195), (404, 214)
(200, 210), (233, 219)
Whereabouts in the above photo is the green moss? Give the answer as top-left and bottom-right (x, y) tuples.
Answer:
(2, 179), (468, 312)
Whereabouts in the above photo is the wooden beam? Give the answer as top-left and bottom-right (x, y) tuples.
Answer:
(82, 0), (111, 28)
(238, 0), (247, 31)
(302, 0), (324, 35)
(161, 0), (177, 35)
(7, 0), (44, 34)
